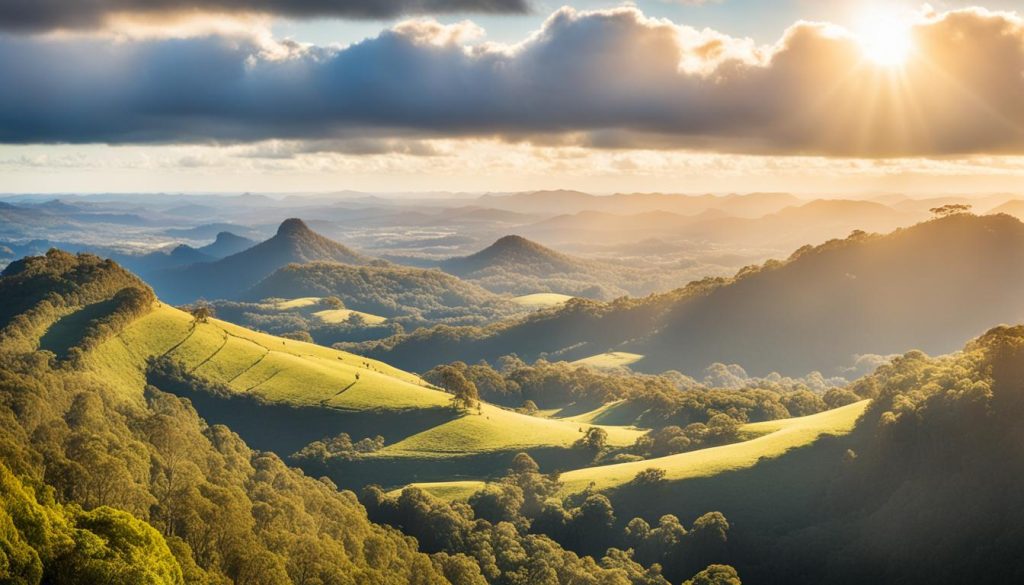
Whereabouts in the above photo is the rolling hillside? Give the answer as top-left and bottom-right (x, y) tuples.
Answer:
(151, 218), (372, 303)
(358, 213), (1024, 377)
(3, 249), (643, 490)
(247, 260), (523, 326)
(404, 399), (868, 500)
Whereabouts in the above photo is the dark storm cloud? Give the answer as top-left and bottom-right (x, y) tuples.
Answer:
(1, 7), (1024, 157)
(0, 0), (529, 32)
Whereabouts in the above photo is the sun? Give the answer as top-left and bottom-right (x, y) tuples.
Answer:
(855, 12), (913, 67)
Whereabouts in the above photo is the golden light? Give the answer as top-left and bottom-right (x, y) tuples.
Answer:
(855, 10), (913, 67)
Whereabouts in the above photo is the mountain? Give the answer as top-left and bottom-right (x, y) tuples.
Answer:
(987, 199), (1024, 220)
(439, 235), (642, 298)
(477, 190), (802, 217)
(151, 218), (372, 303)
(196, 230), (256, 258)
(441, 235), (583, 277)
(162, 222), (259, 240)
(358, 213), (1024, 377)
(0, 249), (471, 583)
(245, 260), (523, 326)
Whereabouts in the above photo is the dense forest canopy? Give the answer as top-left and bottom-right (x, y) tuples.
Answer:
(247, 261), (524, 327)
(0, 250), (739, 584)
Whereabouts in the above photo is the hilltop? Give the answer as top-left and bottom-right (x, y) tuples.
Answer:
(439, 235), (651, 299)
(151, 218), (371, 303)
(246, 260), (523, 327)
(441, 235), (583, 277)
(196, 230), (256, 258)
(357, 213), (1024, 376)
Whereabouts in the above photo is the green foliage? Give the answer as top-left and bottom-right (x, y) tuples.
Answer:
(0, 460), (183, 585)
(245, 261), (524, 329)
(684, 565), (741, 585)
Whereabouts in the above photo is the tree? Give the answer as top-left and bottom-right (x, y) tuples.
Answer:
(684, 565), (741, 585)
(929, 203), (972, 217)
(575, 427), (608, 452)
(321, 296), (345, 309)
(189, 304), (213, 324)
(518, 400), (539, 415)
(632, 467), (667, 487)
(437, 366), (479, 410)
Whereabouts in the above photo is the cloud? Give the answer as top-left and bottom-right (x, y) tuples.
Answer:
(0, 0), (529, 33)
(1, 6), (1024, 157)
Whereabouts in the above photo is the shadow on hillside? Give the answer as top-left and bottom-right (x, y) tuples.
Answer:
(605, 428), (869, 584)
(39, 298), (120, 358)
(155, 382), (459, 455)
(315, 446), (601, 491)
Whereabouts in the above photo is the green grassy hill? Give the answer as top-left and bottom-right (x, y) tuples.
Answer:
(403, 400), (867, 499)
(82, 298), (645, 489)
(246, 260), (522, 326)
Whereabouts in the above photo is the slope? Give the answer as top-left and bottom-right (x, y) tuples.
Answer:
(151, 218), (372, 303)
(360, 213), (1024, 377)
(439, 235), (645, 299)
(404, 400), (867, 499)
(246, 260), (523, 326)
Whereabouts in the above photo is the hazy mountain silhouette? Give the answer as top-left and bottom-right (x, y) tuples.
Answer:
(441, 235), (583, 276)
(152, 218), (371, 303)
(196, 231), (256, 259)
(438, 235), (639, 298)
(363, 214), (1024, 376)
(477, 190), (801, 217)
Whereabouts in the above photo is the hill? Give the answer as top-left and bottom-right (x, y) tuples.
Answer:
(439, 235), (647, 299)
(3, 250), (643, 490)
(151, 218), (372, 303)
(356, 213), (1024, 377)
(246, 260), (523, 327)
(987, 199), (1024, 220)
(405, 399), (868, 499)
(0, 249), (645, 584)
(478, 190), (801, 217)
(634, 212), (1024, 375)
(517, 199), (917, 250)
(196, 230), (256, 258)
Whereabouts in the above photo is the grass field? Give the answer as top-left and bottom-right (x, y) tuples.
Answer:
(572, 351), (645, 369)
(265, 297), (322, 310)
(82, 303), (644, 468)
(312, 308), (387, 325)
(371, 403), (644, 459)
(406, 400), (868, 499)
(557, 400), (868, 493)
(510, 293), (575, 309)
(88, 304), (443, 410)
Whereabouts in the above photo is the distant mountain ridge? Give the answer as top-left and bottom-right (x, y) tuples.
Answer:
(357, 213), (1024, 377)
(477, 190), (802, 217)
(151, 218), (372, 303)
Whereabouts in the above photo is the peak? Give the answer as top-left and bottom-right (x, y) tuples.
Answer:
(276, 218), (311, 236)
(215, 231), (241, 241)
(491, 235), (534, 248)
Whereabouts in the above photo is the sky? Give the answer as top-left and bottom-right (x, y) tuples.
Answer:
(2, 0), (1024, 195)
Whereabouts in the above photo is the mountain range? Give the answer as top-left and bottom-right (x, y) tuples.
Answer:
(356, 213), (1024, 377)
